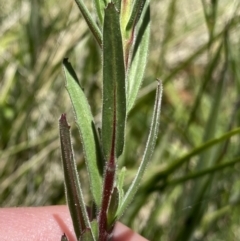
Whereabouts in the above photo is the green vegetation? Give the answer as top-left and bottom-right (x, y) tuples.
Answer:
(59, 1), (161, 240)
(1, 0), (240, 240)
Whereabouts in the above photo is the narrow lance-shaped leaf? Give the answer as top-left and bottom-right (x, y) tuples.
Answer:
(107, 187), (120, 229)
(126, 1), (150, 113)
(102, 2), (126, 160)
(74, 0), (102, 47)
(116, 81), (163, 218)
(126, 0), (146, 31)
(59, 114), (94, 241)
(98, 3), (126, 240)
(63, 59), (102, 208)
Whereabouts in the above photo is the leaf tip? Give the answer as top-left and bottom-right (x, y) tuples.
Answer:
(63, 58), (69, 65)
(61, 233), (68, 241)
(156, 78), (163, 100)
(59, 113), (70, 129)
(156, 78), (162, 86)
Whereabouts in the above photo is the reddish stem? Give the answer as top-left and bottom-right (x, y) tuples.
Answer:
(98, 90), (117, 241)
(98, 158), (116, 241)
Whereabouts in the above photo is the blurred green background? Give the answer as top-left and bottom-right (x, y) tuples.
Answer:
(1, 0), (240, 240)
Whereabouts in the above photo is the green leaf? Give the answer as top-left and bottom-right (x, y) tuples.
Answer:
(116, 81), (163, 218)
(126, 1), (150, 113)
(102, 2), (126, 160)
(143, 127), (240, 192)
(126, 0), (147, 31)
(74, 0), (102, 47)
(166, 157), (240, 187)
(161, 127), (240, 177)
(120, 0), (132, 38)
(116, 167), (126, 205)
(90, 220), (99, 240)
(79, 228), (95, 241)
(63, 59), (102, 208)
(59, 114), (94, 240)
(113, 0), (121, 10)
(107, 187), (120, 229)
(92, 0), (105, 25)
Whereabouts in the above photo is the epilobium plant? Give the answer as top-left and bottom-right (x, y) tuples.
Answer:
(59, 0), (162, 240)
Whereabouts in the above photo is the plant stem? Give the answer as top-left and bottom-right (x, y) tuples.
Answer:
(98, 159), (116, 241)
(98, 92), (117, 241)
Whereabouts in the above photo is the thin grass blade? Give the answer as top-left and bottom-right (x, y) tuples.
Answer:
(149, 157), (240, 192)
(155, 127), (240, 178)
(167, 157), (240, 187)
(172, 45), (230, 240)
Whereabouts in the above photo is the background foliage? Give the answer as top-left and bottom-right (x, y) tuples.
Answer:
(1, 0), (240, 240)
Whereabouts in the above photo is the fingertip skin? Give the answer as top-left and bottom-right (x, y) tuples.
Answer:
(0, 206), (75, 241)
(0, 206), (148, 241)
(113, 222), (149, 241)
